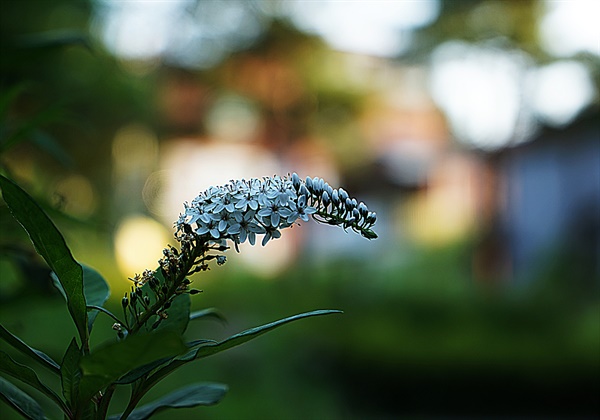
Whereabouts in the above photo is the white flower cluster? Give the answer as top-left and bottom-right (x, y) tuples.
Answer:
(176, 173), (377, 248)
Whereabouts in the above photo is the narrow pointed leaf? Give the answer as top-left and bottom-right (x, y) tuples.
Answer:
(52, 265), (110, 332)
(192, 309), (343, 360)
(82, 265), (110, 332)
(78, 331), (187, 403)
(143, 310), (342, 392)
(189, 308), (227, 324)
(0, 175), (88, 349)
(114, 338), (218, 385)
(50, 273), (68, 301)
(15, 30), (91, 51)
(60, 338), (81, 408)
(0, 376), (46, 420)
(0, 324), (60, 375)
(110, 383), (228, 420)
(113, 356), (174, 385)
(0, 351), (70, 416)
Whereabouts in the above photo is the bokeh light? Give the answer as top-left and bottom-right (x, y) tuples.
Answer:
(285, 0), (440, 56)
(429, 41), (531, 150)
(528, 60), (596, 126)
(114, 214), (171, 279)
(539, 0), (600, 57)
(52, 174), (97, 218)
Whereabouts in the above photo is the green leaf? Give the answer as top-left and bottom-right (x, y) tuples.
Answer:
(60, 339), (81, 409)
(78, 331), (187, 403)
(0, 324), (60, 375)
(82, 265), (110, 332)
(114, 339), (217, 386)
(191, 309), (343, 360)
(15, 30), (91, 51)
(110, 383), (228, 420)
(143, 310), (343, 393)
(154, 293), (190, 335)
(0, 175), (88, 350)
(0, 351), (70, 416)
(113, 357), (174, 385)
(189, 308), (227, 325)
(0, 376), (46, 420)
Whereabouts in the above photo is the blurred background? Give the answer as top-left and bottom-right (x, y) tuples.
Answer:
(1, 0), (598, 418)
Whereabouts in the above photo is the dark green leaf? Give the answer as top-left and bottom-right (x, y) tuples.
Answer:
(154, 293), (190, 335)
(189, 308), (227, 325)
(0, 351), (70, 416)
(185, 339), (218, 348)
(78, 331), (187, 403)
(60, 339), (81, 408)
(82, 265), (110, 332)
(143, 310), (343, 392)
(113, 356), (174, 385)
(0, 175), (88, 350)
(114, 339), (217, 385)
(115, 338), (215, 386)
(50, 273), (68, 301)
(53, 267), (109, 329)
(0, 324), (60, 375)
(111, 383), (227, 420)
(191, 309), (343, 360)
(15, 30), (91, 51)
(0, 376), (46, 420)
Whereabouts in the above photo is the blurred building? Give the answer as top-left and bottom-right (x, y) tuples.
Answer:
(499, 112), (600, 285)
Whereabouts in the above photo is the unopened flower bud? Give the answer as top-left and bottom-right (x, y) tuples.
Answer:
(291, 172), (301, 190)
(305, 176), (313, 190)
(338, 188), (349, 202)
(358, 202), (368, 217)
(345, 197), (354, 211)
(322, 191), (331, 207)
(366, 212), (377, 224)
(331, 189), (339, 206)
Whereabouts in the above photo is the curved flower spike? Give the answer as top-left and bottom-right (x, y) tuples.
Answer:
(126, 173), (377, 334)
(176, 173), (377, 247)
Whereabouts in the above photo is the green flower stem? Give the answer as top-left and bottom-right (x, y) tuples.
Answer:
(87, 305), (128, 331)
(127, 240), (205, 335)
(119, 378), (147, 420)
(95, 383), (116, 420)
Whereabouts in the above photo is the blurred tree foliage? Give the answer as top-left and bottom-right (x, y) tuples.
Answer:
(1, 0), (154, 209)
